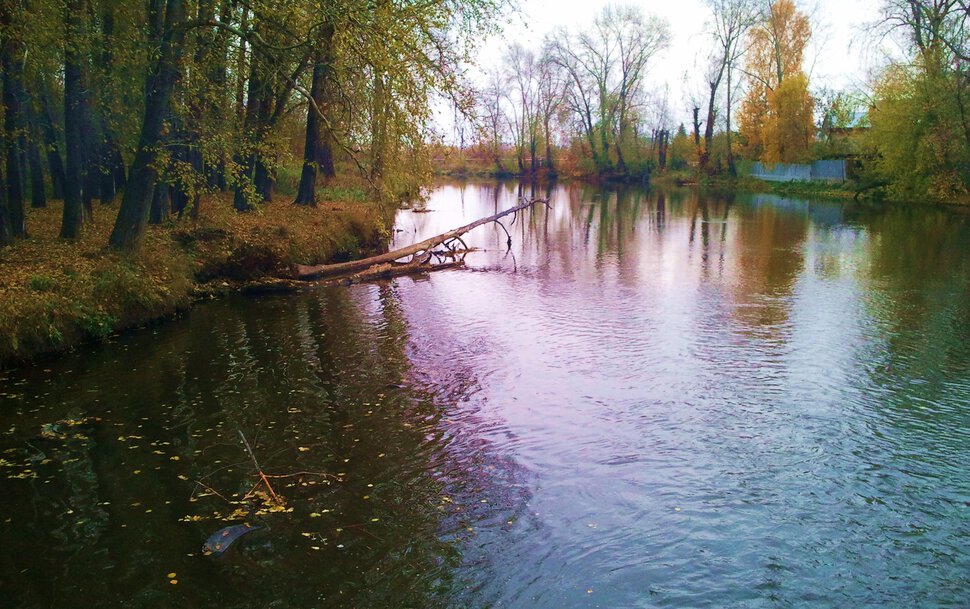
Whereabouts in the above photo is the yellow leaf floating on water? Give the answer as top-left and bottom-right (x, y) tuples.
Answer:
(179, 515), (206, 522)
(167, 572), (176, 579)
(310, 512), (321, 518)
(298, 447), (310, 452)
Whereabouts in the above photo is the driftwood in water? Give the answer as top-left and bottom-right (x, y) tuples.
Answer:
(294, 197), (549, 281)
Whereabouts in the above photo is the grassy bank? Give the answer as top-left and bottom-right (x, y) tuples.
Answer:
(732, 176), (858, 200)
(0, 193), (387, 369)
(645, 170), (861, 201)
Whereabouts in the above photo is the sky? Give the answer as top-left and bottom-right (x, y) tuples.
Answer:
(458, 0), (888, 129)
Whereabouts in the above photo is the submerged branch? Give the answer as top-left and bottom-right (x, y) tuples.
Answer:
(294, 197), (549, 281)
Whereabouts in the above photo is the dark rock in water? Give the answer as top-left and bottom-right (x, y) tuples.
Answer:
(203, 524), (262, 556)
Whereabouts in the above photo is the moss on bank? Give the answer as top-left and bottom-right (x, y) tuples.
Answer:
(0, 195), (387, 369)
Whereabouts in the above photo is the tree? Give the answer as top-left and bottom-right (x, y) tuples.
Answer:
(866, 1), (970, 200)
(60, 0), (85, 239)
(35, 80), (66, 201)
(1, 0), (510, 250)
(503, 43), (537, 174)
(762, 72), (814, 162)
(92, 0), (128, 205)
(737, 0), (813, 162)
(547, 28), (603, 170)
(293, 21), (336, 206)
(668, 124), (696, 170)
(0, 162), (7, 244)
(1, 0), (29, 238)
(108, 0), (188, 250)
(536, 49), (565, 174)
(702, 0), (758, 173)
(547, 5), (670, 175)
(477, 68), (508, 174)
(599, 6), (669, 173)
(815, 87), (865, 157)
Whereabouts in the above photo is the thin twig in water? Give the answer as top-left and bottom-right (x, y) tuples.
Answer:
(262, 471), (342, 481)
(193, 480), (234, 505)
(343, 522), (385, 541)
(239, 431), (283, 504)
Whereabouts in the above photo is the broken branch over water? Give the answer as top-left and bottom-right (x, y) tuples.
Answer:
(293, 197), (551, 282)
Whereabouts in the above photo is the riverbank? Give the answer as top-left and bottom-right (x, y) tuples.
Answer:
(0, 194), (387, 369)
(438, 165), (860, 200)
(674, 173), (861, 200)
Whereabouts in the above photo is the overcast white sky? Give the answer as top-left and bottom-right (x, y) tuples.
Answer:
(458, 0), (887, 128)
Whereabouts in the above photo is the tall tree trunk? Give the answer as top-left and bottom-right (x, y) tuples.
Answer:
(254, 88), (275, 202)
(96, 1), (123, 204)
(26, 109), (46, 208)
(727, 65), (736, 176)
(598, 118), (612, 172)
(108, 0), (187, 251)
(69, 2), (99, 212)
(61, 0), (85, 238)
(2, 17), (28, 238)
(658, 129), (669, 170)
(692, 106), (701, 147)
(98, 137), (124, 204)
(235, 6), (249, 122)
(530, 135), (537, 174)
(544, 116), (555, 175)
(294, 24), (336, 206)
(233, 40), (264, 212)
(149, 181), (170, 224)
(255, 156), (274, 202)
(98, 146), (117, 205)
(0, 162), (8, 244)
(615, 133), (626, 174)
(80, 92), (100, 211)
(38, 82), (66, 199)
(184, 0), (220, 207)
(702, 80), (718, 172)
(579, 105), (599, 171)
(109, 146), (126, 189)
(370, 72), (387, 184)
(368, 0), (389, 186)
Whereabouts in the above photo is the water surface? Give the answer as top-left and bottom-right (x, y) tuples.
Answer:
(1, 181), (968, 608)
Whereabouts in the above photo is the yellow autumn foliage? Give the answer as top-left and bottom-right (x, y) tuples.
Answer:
(737, 0), (814, 164)
(762, 73), (815, 164)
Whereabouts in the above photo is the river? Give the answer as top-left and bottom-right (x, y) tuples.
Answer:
(1, 181), (968, 608)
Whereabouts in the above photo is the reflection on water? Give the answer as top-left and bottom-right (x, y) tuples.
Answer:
(2, 181), (969, 608)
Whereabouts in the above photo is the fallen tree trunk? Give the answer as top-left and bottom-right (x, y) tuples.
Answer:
(294, 197), (548, 281)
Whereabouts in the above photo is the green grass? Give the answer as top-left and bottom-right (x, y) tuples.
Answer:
(0, 192), (386, 369)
